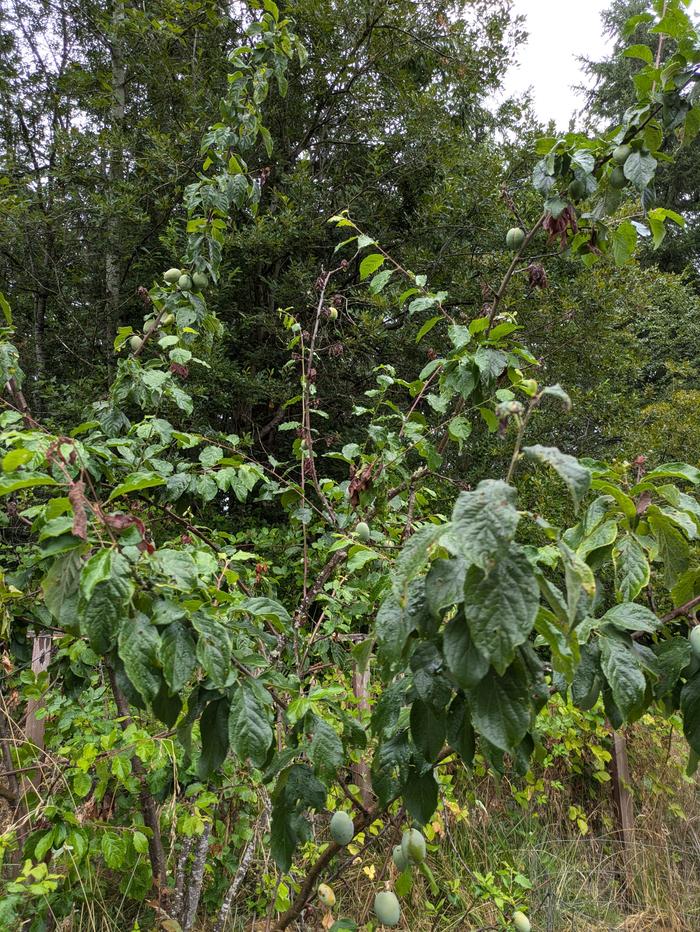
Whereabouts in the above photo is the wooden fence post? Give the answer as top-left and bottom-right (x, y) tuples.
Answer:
(609, 728), (635, 891)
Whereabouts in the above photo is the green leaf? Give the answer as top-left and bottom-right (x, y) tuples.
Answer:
(410, 699), (446, 763)
(309, 718), (343, 778)
(359, 253), (385, 280)
(228, 682), (273, 766)
(237, 596), (292, 627)
(540, 384), (572, 410)
(523, 445), (591, 511)
(445, 693), (475, 764)
(612, 220), (638, 266)
(601, 602), (660, 635)
(644, 462), (700, 485)
(402, 762), (438, 825)
(648, 512), (690, 588)
(558, 541), (596, 623)
(108, 471), (166, 500)
(463, 546), (539, 675)
(0, 473), (58, 497)
(392, 523), (445, 599)
(613, 535), (650, 602)
(624, 150), (657, 190)
(159, 620), (196, 693)
(425, 558), (465, 617)
(2, 448), (33, 472)
(152, 549), (198, 588)
(415, 315), (442, 343)
(534, 609), (579, 682)
(193, 614), (232, 687)
(0, 291), (12, 325)
(443, 613), (489, 689)
(132, 831), (149, 855)
(653, 638), (691, 698)
(469, 662), (531, 753)
(577, 518), (618, 561)
(43, 549), (84, 628)
(101, 831), (126, 870)
(118, 614), (162, 704)
(446, 479), (520, 570)
(624, 44), (654, 64)
(376, 581), (426, 662)
(681, 671), (700, 755)
(72, 771), (92, 798)
(369, 269), (393, 294)
(599, 635), (646, 721)
(198, 697), (230, 778)
(448, 415), (472, 444)
(79, 550), (134, 654)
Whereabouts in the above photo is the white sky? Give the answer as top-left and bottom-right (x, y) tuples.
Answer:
(502, 0), (699, 129)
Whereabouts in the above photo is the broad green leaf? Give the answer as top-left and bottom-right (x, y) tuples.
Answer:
(392, 523), (446, 598)
(447, 415), (472, 443)
(359, 253), (385, 280)
(648, 512), (690, 588)
(118, 614), (162, 704)
(681, 671), (700, 755)
(443, 613), (489, 689)
(577, 519), (618, 561)
(132, 831), (149, 855)
(599, 635), (646, 721)
(228, 682), (273, 766)
(0, 473), (58, 497)
(376, 581), (426, 662)
(402, 762), (438, 825)
(571, 641), (601, 710)
(623, 150), (657, 190)
(523, 445), (591, 511)
(415, 316), (442, 343)
(108, 471), (166, 500)
(446, 479), (520, 570)
(2, 448), (33, 472)
(534, 609), (579, 681)
(43, 549), (84, 628)
(624, 44), (653, 64)
(80, 550), (134, 653)
(558, 541), (596, 623)
(410, 699), (446, 763)
(469, 662), (531, 753)
(540, 384), (571, 410)
(653, 639), (691, 698)
(425, 558), (465, 617)
(369, 269), (394, 294)
(612, 220), (638, 266)
(193, 613), (231, 687)
(308, 718), (343, 778)
(198, 697), (230, 778)
(152, 549), (198, 588)
(643, 462), (700, 485)
(614, 535), (650, 602)
(445, 693), (475, 764)
(237, 596), (291, 627)
(601, 602), (660, 634)
(101, 832), (126, 870)
(463, 546), (539, 675)
(159, 620), (197, 693)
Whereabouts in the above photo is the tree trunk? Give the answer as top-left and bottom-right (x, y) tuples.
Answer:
(351, 663), (373, 806)
(105, 0), (126, 352)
